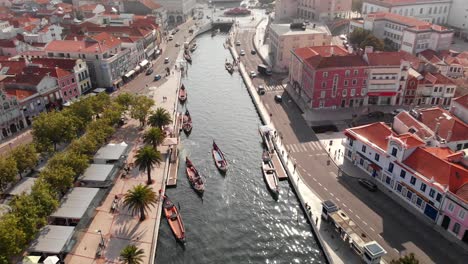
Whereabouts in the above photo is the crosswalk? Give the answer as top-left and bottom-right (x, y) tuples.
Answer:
(263, 84), (285, 92)
(286, 141), (324, 153)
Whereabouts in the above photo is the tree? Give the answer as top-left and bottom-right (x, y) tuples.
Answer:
(384, 38), (397, 51)
(10, 194), (46, 241)
(390, 253), (419, 264)
(0, 156), (18, 192)
(39, 164), (75, 195)
(69, 135), (99, 157)
(352, 0), (363, 13)
(32, 111), (78, 151)
(48, 151), (89, 177)
(134, 146), (162, 184)
(143, 127), (165, 150)
(360, 34), (384, 51)
(123, 184), (157, 221)
(130, 96), (154, 127)
(90, 93), (111, 114)
(0, 214), (27, 261)
(10, 144), (38, 178)
(120, 244), (145, 264)
(148, 107), (173, 129)
(30, 179), (59, 218)
(115, 92), (135, 110)
(64, 99), (94, 131)
(349, 28), (371, 46)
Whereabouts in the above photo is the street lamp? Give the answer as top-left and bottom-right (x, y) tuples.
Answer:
(96, 230), (105, 248)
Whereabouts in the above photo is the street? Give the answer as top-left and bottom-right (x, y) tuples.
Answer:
(235, 26), (468, 263)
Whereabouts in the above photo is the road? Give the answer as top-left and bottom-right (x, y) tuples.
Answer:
(235, 26), (468, 264)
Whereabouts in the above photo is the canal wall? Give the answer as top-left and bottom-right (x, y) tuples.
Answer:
(228, 46), (334, 264)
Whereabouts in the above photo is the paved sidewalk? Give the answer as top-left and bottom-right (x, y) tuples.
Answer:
(253, 18), (271, 66)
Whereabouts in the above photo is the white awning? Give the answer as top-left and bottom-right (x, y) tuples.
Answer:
(124, 70), (135, 78)
(139, 59), (149, 67)
(134, 66), (141, 72)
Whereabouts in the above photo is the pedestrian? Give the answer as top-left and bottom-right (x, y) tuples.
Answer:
(294, 163), (297, 172)
(315, 217), (318, 225)
(338, 149), (341, 153)
(328, 147), (331, 153)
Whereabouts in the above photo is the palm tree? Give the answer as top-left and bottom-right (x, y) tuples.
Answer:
(123, 184), (157, 221)
(143, 127), (165, 150)
(148, 107), (172, 129)
(120, 245), (145, 264)
(134, 146), (162, 184)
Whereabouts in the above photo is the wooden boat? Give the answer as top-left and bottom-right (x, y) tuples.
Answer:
(225, 62), (234, 74)
(212, 140), (228, 173)
(262, 150), (271, 162)
(184, 52), (192, 63)
(163, 195), (186, 243)
(185, 157), (205, 194)
(190, 43), (197, 52)
(182, 109), (192, 133)
(258, 125), (274, 152)
(262, 161), (279, 199)
(178, 84), (187, 103)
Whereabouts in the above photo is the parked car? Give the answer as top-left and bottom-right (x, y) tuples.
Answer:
(274, 95), (282, 103)
(164, 58), (169, 64)
(145, 68), (153, 75)
(358, 179), (378, 192)
(240, 49), (246, 56)
(258, 85), (265, 95)
(391, 108), (406, 115)
(236, 40), (241, 46)
(249, 71), (257, 78)
(251, 49), (257, 55)
(168, 35), (173, 41)
(154, 74), (161, 81)
(175, 42), (180, 47)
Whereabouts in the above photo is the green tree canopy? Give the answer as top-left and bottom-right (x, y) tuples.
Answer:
(123, 184), (157, 221)
(148, 107), (173, 129)
(32, 111), (78, 151)
(10, 144), (38, 178)
(39, 164), (75, 195)
(120, 244), (145, 264)
(352, 0), (363, 13)
(115, 92), (135, 110)
(143, 127), (165, 150)
(0, 214), (27, 261)
(349, 28), (371, 46)
(0, 156), (18, 192)
(360, 34), (384, 51)
(68, 135), (99, 157)
(48, 151), (89, 177)
(390, 253), (419, 264)
(130, 95), (155, 127)
(134, 146), (162, 184)
(10, 194), (46, 241)
(30, 179), (59, 218)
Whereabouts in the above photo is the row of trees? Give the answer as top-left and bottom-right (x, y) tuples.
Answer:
(0, 93), (133, 263)
(348, 28), (397, 52)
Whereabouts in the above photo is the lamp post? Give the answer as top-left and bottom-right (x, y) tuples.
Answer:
(97, 230), (105, 248)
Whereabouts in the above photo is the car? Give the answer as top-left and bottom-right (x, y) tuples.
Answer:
(274, 95), (283, 103)
(164, 57), (169, 64)
(358, 179), (378, 192)
(249, 71), (257, 78)
(236, 41), (241, 46)
(175, 28), (179, 33)
(145, 68), (153, 75)
(168, 35), (173, 41)
(339, 34), (347, 40)
(251, 49), (257, 55)
(175, 42), (180, 47)
(367, 111), (384, 118)
(391, 108), (406, 115)
(154, 74), (161, 81)
(240, 49), (246, 56)
(258, 85), (265, 95)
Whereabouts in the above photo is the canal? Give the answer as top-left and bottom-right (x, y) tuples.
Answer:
(156, 33), (326, 264)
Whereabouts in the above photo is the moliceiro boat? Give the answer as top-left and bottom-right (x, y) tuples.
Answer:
(182, 109), (193, 134)
(178, 84), (187, 103)
(212, 140), (228, 173)
(262, 161), (279, 199)
(163, 195), (186, 243)
(186, 157), (205, 194)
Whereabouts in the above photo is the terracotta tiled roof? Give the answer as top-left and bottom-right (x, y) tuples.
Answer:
(456, 183), (468, 203)
(422, 72), (454, 85)
(367, 12), (430, 28)
(294, 46), (367, 69)
(45, 32), (121, 54)
(366, 51), (407, 66)
(140, 0), (161, 10)
(394, 112), (433, 140)
(452, 94), (468, 109)
(346, 122), (394, 151)
(55, 67), (71, 78)
(365, 0), (449, 7)
(29, 58), (78, 71)
(294, 46), (348, 60)
(79, 4), (99, 12)
(418, 107), (468, 142)
(5, 89), (36, 100)
(393, 133), (426, 148)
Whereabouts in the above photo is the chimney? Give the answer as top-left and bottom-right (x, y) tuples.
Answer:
(434, 122), (440, 136)
(364, 46), (373, 54)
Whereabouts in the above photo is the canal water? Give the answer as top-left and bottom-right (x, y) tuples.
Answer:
(156, 33), (326, 264)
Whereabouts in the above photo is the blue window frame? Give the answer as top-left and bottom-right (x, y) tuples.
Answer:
(416, 197), (423, 206)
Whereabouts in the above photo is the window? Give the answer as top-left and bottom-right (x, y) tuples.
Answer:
(448, 202), (455, 212)
(344, 80), (349, 86)
(453, 223), (460, 235)
(416, 197), (423, 207)
(351, 89), (355, 96)
(420, 8), (423, 14)
(321, 91), (326, 98)
(400, 170), (406, 179)
(362, 145), (366, 153)
(436, 193), (442, 202)
(345, 70), (350, 77)
(420, 183), (427, 192)
(374, 153), (380, 161)
(429, 188), (435, 198)
(397, 184), (402, 192)
(459, 210), (466, 220)
(354, 70), (358, 76)
(360, 158), (364, 166)
(410, 176), (416, 185)
(352, 79), (357, 85)
(388, 162), (394, 173)
(391, 147), (398, 157)
(323, 72), (328, 78)
(321, 81), (326, 88)
(406, 191), (412, 200)
(342, 89), (347, 97)
(361, 88), (366, 96)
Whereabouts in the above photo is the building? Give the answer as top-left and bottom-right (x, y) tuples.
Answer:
(289, 45), (368, 109)
(268, 22), (332, 72)
(349, 12), (453, 54)
(362, 0), (451, 25)
(0, 86), (25, 140)
(418, 50), (468, 79)
(22, 24), (63, 44)
(274, 0), (352, 22)
(156, 0), (195, 24)
(45, 32), (130, 88)
(450, 94), (468, 124)
(448, 0), (468, 37)
(413, 72), (457, 106)
(123, 0), (167, 29)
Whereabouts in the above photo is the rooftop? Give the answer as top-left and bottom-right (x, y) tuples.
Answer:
(269, 23), (331, 36)
(418, 107), (468, 142)
(394, 111), (433, 140)
(6, 177), (37, 196)
(93, 142), (128, 163)
(366, 11), (450, 32)
(452, 94), (468, 109)
(50, 187), (99, 220)
(294, 46), (368, 69)
(364, 0), (451, 7)
(28, 225), (75, 254)
(346, 122), (394, 151)
(80, 164), (115, 182)
(365, 50), (420, 67)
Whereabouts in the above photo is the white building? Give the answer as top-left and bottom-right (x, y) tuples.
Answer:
(156, 0), (196, 24)
(22, 24), (63, 44)
(450, 94), (468, 124)
(268, 22), (332, 72)
(274, 0), (352, 22)
(349, 12), (453, 54)
(362, 0), (451, 25)
(448, 0), (468, 36)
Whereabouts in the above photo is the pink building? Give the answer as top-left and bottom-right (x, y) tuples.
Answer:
(289, 46), (369, 109)
(55, 67), (79, 103)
